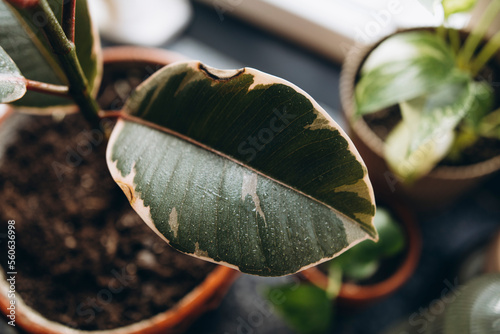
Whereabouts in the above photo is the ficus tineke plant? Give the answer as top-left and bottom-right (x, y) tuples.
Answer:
(0, 0), (377, 277)
(355, 0), (500, 182)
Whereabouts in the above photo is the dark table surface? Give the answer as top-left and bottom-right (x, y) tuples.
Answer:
(3, 2), (499, 334)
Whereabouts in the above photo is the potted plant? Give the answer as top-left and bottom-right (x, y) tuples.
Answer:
(265, 204), (421, 334)
(0, 0), (377, 332)
(301, 203), (421, 305)
(340, 0), (500, 209)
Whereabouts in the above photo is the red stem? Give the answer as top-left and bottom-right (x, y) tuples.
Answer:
(62, 0), (76, 43)
(4, 0), (38, 8)
(25, 79), (70, 98)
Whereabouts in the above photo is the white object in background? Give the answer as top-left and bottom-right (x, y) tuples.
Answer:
(198, 0), (468, 63)
(88, 0), (192, 46)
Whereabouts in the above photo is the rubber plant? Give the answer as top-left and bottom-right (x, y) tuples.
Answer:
(354, 0), (500, 183)
(264, 207), (405, 334)
(0, 0), (376, 276)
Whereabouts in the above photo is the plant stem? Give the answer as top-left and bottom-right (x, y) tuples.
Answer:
(62, 0), (76, 43)
(25, 0), (101, 127)
(4, 0), (38, 9)
(448, 28), (461, 54)
(471, 29), (500, 76)
(458, 0), (500, 70)
(326, 262), (343, 300)
(25, 79), (69, 97)
(437, 25), (446, 40)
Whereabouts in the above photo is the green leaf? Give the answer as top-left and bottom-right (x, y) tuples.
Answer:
(264, 284), (332, 334)
(330, 207), (404, 281)
(477, 107), (500, 139)
(0, 45), (26, 103)
(385, 120), (455, 181)
(106, 62), (376, 276)
(464, 80), (493, 128)
(442, 0), (478, 17)
(384, 73), (488, 181)
(355, 31), (455, 115)
(0, 0), (101, 113)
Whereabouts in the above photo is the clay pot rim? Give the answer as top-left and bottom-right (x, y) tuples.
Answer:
(339, 27), (500, 181)
(0, 266), (238, 334)
(0, 46), (240, 334)
(301, 201), (421, 304)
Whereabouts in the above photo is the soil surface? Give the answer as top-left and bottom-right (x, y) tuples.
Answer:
(0, 114), (215, 330)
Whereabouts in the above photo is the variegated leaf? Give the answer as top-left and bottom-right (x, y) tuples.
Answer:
(106, 62), (376, 276)
(384, 73), (487, 181)
(0, 0), (101, 113)
(355, 31), (455, 115)
(0, 45), (26, 103)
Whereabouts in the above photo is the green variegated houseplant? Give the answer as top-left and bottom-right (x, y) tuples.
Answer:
(341, 0), (500, 208)
(0, 0), (377, 331)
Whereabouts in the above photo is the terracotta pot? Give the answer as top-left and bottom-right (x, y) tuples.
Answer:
(0, 46), (240, 333)
(301, 202), (421, 306)
(486, 230), (500, 273)
(340, 28), (500, 211)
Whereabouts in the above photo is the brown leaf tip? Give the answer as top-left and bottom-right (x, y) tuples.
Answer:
(116, 180), (135, 204)
(198, 63), (244, 81)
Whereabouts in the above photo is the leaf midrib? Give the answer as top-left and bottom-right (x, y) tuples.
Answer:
(116, 113), (371, 235)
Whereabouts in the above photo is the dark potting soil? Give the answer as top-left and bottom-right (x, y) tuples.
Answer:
(0, 114), (215, 331)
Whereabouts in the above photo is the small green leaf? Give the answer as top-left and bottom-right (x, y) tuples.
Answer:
(107, 62), (376, 276)
(442, 0), (478, 17)
(0, 0), (101, 112)
(264, 284), (332, 334)
(355, 31), (455, 115)
(0, 45), (26, 103)
(464, 80), (493, 128)
(330, 207), (404, 281)
(385, 120), (455, 181)
(477, 107), (500, 139)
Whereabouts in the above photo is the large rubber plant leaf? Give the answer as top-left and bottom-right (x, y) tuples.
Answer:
(355, 31), (455, 115)
(0, 0), (101, 113)
(0, 45), (26, 103)
(384, 74), (485, 182)
(106, 62), (376, 277)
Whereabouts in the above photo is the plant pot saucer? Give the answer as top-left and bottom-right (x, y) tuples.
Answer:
(0, 46), (239, 334)
(340, 27), (500, 211)
(300, 201), (421, 306)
